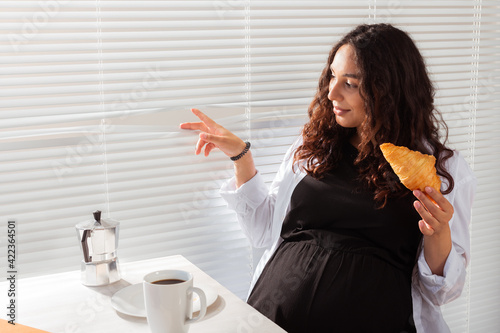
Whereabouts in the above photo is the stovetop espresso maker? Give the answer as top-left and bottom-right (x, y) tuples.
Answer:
(75, 210), (120, 286)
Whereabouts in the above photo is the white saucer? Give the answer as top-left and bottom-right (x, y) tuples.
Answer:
(111, 283), (218, 317)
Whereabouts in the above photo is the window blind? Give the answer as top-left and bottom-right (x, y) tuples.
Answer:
(0, 0), (254, 298)
(1, 1), (499, 330)
(467, 1), (500, 332)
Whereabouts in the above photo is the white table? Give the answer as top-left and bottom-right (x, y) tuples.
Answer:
(0, 255), (286, 333)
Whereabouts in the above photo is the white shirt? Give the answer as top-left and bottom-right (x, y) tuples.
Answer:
(220, 136), (476, 333)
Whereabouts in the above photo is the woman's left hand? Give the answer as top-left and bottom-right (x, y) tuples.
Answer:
(413, 187), (454, 237)
(413, 186), (454, 276)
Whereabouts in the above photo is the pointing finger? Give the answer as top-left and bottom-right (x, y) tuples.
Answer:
(191, 108), (221, 130)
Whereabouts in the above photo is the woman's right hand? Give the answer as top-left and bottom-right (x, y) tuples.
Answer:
(179, 108), (247, 158)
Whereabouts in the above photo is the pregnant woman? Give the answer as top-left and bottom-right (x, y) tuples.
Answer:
(180, 23), (476, 333)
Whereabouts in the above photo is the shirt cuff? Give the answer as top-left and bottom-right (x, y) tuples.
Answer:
(220, 171), (268, 213)
(417, 244), (466, 302)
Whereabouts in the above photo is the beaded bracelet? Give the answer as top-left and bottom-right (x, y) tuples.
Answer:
(230, 141), (251, 161)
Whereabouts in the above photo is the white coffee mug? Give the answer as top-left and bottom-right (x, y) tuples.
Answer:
(143, 270), (207, 333)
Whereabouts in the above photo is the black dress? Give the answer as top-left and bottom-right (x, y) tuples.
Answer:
(247, 143), (422, 333)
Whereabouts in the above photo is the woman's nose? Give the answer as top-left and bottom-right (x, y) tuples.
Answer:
(328, 79), (342, 102)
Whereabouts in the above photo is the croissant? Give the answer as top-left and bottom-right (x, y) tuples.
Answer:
(380, 143), (441, 193)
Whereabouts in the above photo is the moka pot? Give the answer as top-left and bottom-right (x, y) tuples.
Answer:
(75, 210), (120, 286)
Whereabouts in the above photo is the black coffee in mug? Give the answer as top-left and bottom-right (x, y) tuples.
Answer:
(152, 279), (185, 285)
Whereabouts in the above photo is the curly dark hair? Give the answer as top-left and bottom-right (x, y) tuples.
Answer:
(294, 23), (454, 207)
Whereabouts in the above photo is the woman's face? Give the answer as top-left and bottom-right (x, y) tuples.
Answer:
(327, 44), (366, 136)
